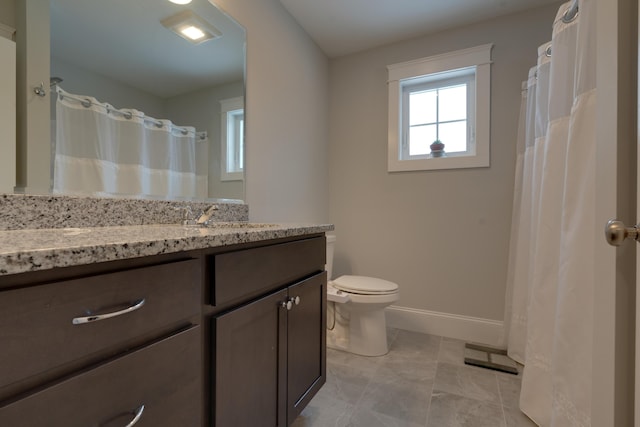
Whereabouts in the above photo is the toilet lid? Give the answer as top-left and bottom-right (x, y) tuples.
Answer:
(332, 275), (399, 295)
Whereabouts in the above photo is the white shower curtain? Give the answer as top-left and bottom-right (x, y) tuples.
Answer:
(53, 87), (209, 199)
(504, 0), (596, 426)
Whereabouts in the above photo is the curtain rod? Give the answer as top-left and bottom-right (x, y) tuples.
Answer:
(56, 90), (207, 140)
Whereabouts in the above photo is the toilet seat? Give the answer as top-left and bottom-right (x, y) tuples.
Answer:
(332, 275), (399, 295)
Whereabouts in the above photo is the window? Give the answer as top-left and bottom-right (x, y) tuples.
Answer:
(220, 97), (244, 181)
(388, 44), (493, 172)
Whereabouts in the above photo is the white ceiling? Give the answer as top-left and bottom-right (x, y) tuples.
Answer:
(50, 0), (245, 98)
(278, 0), (561, 58)
(50, 0), (561, 97)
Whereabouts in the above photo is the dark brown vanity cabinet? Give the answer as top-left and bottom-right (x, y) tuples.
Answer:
(0, 233), (327, 427)
(210, 236), (327, 427)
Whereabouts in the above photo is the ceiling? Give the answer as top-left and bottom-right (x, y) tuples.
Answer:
(50, 0), (245, 98)
(49, 0), (562, 97)
(278, 0), (562, 58)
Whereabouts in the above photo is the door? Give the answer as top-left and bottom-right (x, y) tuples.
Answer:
(594, 0), (637, 425)
(286, 272), (327, 425)
(213, 289), (288, 427)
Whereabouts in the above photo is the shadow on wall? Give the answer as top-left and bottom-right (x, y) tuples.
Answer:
(332, 251), (352, 280)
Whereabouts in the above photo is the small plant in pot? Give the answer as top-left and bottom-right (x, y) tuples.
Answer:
(430, 139), (445, 158)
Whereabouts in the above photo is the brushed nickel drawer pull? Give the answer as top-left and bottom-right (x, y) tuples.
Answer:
(72, 299), (146, 325)
(124, 404), (145, 427)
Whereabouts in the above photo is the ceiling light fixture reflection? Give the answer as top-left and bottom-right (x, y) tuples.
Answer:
(161, 10), (222, 45)
(168, 0), (192, 4)
(181, 25), (205, 40)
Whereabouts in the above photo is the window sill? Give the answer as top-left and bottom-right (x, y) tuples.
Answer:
(387, 152), (489, 172)
(221, 172), (244, 182)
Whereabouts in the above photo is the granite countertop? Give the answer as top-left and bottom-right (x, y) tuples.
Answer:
(0, 223), (334, 276)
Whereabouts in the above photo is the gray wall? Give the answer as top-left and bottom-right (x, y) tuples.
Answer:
(51, 57), (166, 118)
(165, 81), (244, 200)
(328, 3), (561, 321)
(214, 0), (330, 223)
(0, 0), (15, 28)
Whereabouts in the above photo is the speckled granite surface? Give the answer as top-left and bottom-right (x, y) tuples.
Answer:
(0, 193), (248, 230)
(0, 223), (333, 276)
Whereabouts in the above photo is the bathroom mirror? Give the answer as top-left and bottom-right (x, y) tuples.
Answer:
(41, 0), (245, 201)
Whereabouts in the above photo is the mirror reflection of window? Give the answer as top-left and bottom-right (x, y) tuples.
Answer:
(220, 97), (245, 181)
(227, 109), (244, 174)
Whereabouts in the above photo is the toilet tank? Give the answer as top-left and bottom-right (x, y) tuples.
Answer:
(325, 234), (336, 280)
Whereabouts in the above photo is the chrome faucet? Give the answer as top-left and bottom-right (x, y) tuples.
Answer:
(196, 204), (219, 225)
(175, 204), (219, 226)
(174, 205), (198, 226)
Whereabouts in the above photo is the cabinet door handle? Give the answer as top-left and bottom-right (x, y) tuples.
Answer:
(72, 299), (146, 325)
(124, 404), (145, 427)
(280, 300), (293, 310)
(293, 296), (301, 306)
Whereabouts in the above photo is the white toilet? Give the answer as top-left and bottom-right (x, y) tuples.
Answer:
(325, 235), (400, 356)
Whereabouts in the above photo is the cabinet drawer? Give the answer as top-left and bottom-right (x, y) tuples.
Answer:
(0, 326), (201, 427)
(0, 259), (200, 390)
(211, 236), (325, 306)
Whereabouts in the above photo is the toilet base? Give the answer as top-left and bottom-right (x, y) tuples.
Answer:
(327, 302), (390, 357)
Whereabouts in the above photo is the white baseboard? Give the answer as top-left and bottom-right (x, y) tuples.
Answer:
(386, 305), (504, 347)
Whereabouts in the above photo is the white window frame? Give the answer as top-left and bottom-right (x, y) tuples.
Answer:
(387, 44), (493, 172)
(220, 96), (244, 181)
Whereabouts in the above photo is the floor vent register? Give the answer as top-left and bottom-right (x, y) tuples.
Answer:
(463, 343), (518, 375)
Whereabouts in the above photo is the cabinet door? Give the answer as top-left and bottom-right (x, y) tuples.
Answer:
(213, 289), (288, 427)
(287, 272), (327, 425)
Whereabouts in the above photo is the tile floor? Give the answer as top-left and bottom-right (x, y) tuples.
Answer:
(292, 329), (537, 427)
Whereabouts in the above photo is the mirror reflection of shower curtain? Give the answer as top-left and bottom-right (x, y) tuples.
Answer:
(53, 88), (208, 199)
(504, 0), (595, 426)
